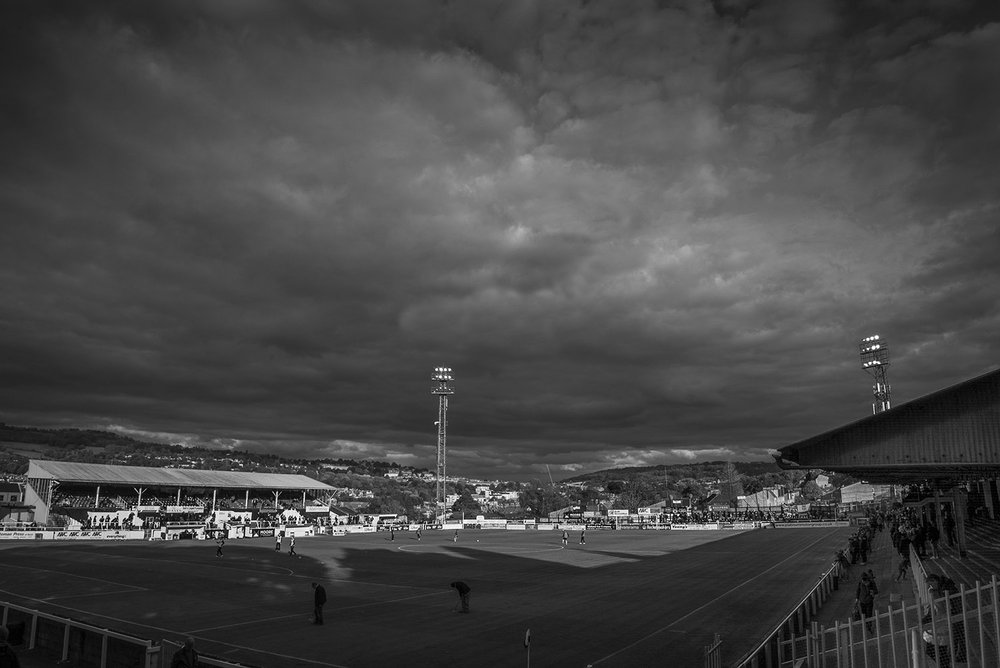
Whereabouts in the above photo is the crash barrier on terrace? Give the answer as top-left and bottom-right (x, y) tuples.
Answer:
(910, 543), (932, 610)
(0, 600), (158, 668)
(769, 574), (1000, 667)
(0, 601), (256, 668)
(732, 562), (841, 667)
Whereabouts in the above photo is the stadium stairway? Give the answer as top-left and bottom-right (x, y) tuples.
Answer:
(811, 518), (1000, 631)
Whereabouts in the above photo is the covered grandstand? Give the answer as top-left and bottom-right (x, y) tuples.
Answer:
(23, 459), (334, 526)
(774, 366), (1000, 557)
(756, 367), (1000, 667)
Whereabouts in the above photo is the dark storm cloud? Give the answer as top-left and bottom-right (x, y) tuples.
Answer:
(1, 0), (999, 480)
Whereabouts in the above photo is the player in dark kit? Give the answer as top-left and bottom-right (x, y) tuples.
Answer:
(312, 582), (327, 625)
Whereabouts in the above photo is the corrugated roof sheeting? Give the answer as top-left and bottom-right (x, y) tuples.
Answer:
(777, 368), (1000, 475)
(26, 459), (333, 490)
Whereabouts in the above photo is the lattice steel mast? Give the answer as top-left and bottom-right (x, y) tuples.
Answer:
(432, 366), (454, 521)
(859, 334), (891, 414)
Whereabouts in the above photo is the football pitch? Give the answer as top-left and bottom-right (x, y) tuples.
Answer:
(0, 526), (851, 667)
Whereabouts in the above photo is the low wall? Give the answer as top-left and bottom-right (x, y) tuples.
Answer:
(669, 523), (723, 530)
(771, 521), (850, 528)
(0, 529), (146, 541)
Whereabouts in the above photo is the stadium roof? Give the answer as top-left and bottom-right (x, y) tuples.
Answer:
(26, 460), (333, 490)
(774, 367), (1000, 484)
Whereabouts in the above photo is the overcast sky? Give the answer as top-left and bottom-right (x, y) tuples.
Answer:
(1, 0), (998, 481)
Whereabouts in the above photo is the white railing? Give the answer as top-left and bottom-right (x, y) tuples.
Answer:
(0, 600), (158, 668)
(0, 601), (259, 668)
(775, 575), (1000, 668)
(704, 632), (723, 668)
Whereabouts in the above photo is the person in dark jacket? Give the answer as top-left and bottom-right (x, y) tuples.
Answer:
(170, 637), (199, 668)
(855, 571), (878, 632)
(450, 581), (471, 613)
(927, 523), (940, 558)
(312, 582), (327, 625)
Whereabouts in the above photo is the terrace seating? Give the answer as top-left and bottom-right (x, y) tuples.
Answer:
(926, 517), (1000, 587)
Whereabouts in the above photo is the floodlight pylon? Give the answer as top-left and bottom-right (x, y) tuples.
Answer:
(431, 367), (454, 521)
(859, 335), (891, 414)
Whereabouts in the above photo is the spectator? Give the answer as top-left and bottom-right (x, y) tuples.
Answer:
(855, 571), (878, 633)
(897, 532), (911, 560)
(170, 637), (200, 668)
(927, 522), (940, 559)
(895, 558), (909, 582)
(943, 513), (956, 547)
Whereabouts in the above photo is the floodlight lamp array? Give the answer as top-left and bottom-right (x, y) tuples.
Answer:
(859, 334), (889, 369)
(432, 366), (453, 382)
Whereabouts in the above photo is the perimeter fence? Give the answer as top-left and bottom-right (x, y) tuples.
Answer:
(1, 601), (158, 668)
(732, 573), (1000, 668)
(0, 600), (256, 668)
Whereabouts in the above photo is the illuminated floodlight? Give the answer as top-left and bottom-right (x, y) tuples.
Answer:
(858, 334), (891, 414)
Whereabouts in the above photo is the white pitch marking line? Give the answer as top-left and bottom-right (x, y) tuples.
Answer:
(337, 590), (449, 612)
(587, 532), (836, 666)
(187, 612), (308, 633)
(44, 589), (145, 602)
(0, 562), (147, 591)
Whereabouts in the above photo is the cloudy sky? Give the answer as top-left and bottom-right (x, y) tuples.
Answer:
(1, 0), (998, 481)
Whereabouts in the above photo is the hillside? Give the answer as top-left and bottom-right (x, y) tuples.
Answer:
(0, 423), (427, 479)
(562, 460), (782, 484)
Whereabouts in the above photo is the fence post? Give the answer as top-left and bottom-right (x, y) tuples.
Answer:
(62, 623), (70, 661)
(993, 576), (1000, 664)
(909, 628), (921, 668)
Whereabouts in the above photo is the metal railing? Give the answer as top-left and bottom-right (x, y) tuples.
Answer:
(704, 632), (723, 668)
(733, 562), (841, 667)
(774, 575), (1000, 667)
(0, 601), (260, 668)
(0, 601), (158, 668)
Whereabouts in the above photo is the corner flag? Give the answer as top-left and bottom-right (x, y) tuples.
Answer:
(524, 628), (530, 648)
